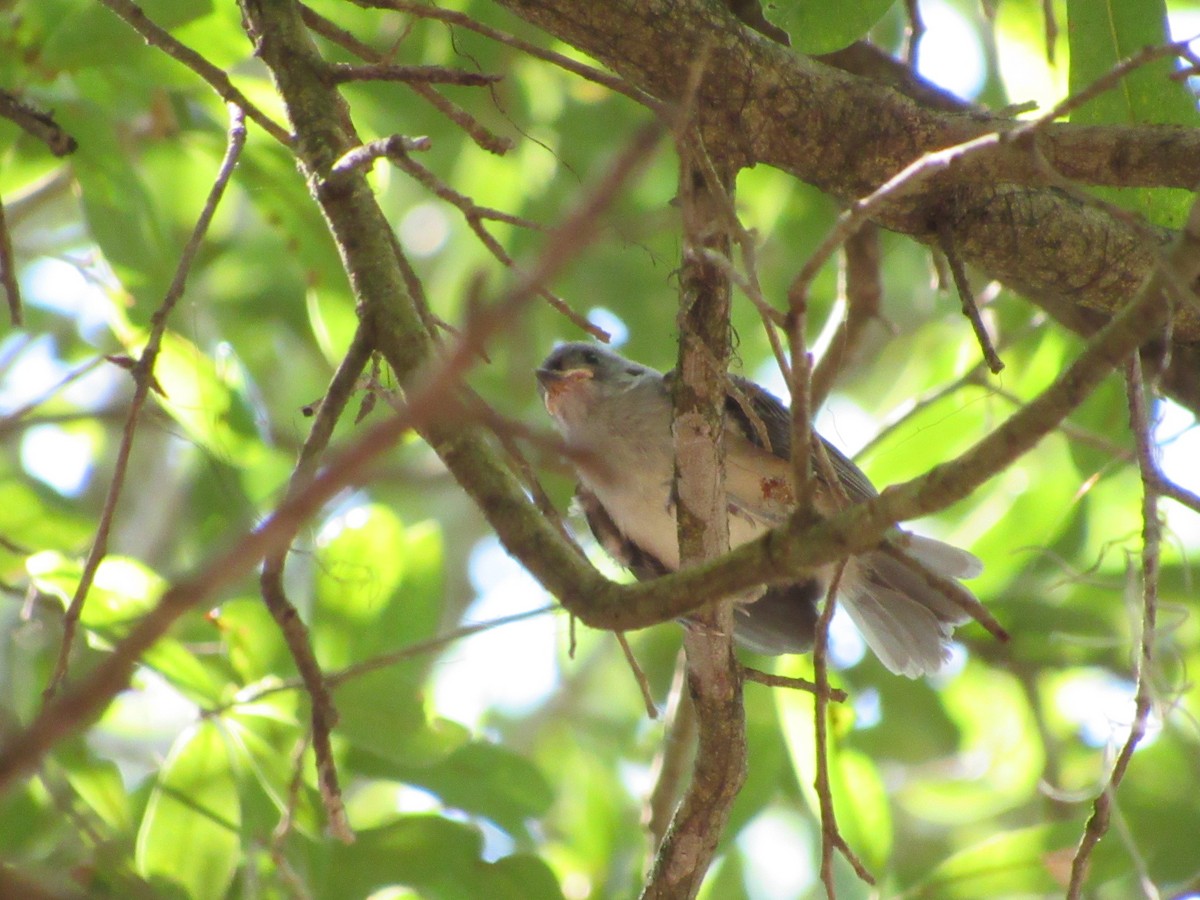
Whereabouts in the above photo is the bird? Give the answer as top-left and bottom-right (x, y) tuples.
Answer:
(535, 341), (996, 678)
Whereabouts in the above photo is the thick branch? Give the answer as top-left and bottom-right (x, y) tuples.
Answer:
(488, 0), (1200, 405)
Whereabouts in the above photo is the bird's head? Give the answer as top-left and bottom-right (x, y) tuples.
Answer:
(536, 342), (651, 425)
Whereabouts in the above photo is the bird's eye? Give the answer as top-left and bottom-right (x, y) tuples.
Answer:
(581, 349), (600, 366)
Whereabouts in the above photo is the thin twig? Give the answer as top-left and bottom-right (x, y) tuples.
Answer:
(1021, 41), (1193, 128)
(903, 0), (925, 69)
(617, 632), (659, 719)
(0, 199), (22, 326)
(269, 734), (315, 900)
(0, 356), (107, 440)
(743, 665), (846, 702)
(786, 268), (816, 518)
(1154, 474), (1200, 515)
(1066, 355), (1161, 898)
(258, 325), (375, 845)
(212, 605), (558, 714)
(331, 134), (432, 174)
(813, 561), (874, 894)
(811, 224), (883, 407)
(97, 0), (291, 145)
(297, 3), (515, 155)
(0, 89), (78, 156)
(328, 62), (500, 86)
(1041, 0), (1059, 65)
(937, 220), (1005, 373)
(409, 81), (516, 154)
(385, 147), (608, 339)
(644, 650), (695, 851)
(42, 106), (248, 702)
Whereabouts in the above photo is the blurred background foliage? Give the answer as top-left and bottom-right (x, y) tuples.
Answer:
(1, 0), (1199, 897)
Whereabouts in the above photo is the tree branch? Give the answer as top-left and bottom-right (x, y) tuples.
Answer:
(641, 139), (743, 899)
(487, 0), (1200, 410)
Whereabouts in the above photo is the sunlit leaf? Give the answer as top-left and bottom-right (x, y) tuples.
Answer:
(1066, 0), (1198, 226)
(137, 721), (241, 899)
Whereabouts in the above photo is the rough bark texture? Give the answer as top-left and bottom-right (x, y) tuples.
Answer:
(489, 0), (1200, 413)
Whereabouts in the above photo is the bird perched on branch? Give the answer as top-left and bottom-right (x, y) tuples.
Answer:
(536, 341), (1003, 678)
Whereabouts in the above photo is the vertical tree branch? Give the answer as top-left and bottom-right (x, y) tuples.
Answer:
(811, 223), (883, 408)
(641, 145), (743, 899)
(1065, 354), (1162, 898)
(258, 324), (375, 844)
(0, 198), (22, 326)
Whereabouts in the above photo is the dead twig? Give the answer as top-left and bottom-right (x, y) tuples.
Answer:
(743, 665), (847, 702)
(359, 0), (658, 109)
(298, 3), (515, 156)
(811, 223), (883, 408)
(331, 134), (432, 175)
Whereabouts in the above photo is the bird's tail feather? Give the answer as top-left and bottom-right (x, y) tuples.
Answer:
(839, 541), (1001, 678)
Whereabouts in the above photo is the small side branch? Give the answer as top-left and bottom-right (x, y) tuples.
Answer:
(328, 62), (500, 86)
(0, 89), (78, 156)
(937, 220), (1004, 373)
(813, 563), (874, 894)
(1065, 355), (1162, 898)
(98, 0), (291, 144)
(0, 199), (22, 326)
(811, 223), (883, 408)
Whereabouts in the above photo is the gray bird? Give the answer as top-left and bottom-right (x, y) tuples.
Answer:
(536, 341), (992, 677)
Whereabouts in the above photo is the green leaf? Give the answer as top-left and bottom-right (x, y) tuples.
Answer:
(1066, 0), (1199, 226)
(319, 815), (484, 900)
(336, 668), (470, 769)
(137, 721), (241, 900)
(314, 508), (444, 667)
(39, 0), (212, 71)
(1066, 0), (1195, 127)
(391, 740), (555, 837)
(148, 331), (266, 466)
(772, 0), (896, 54)
(28, 552), (226, 703)
(472, 854), (565, 900)
(315, 504), (408, 629)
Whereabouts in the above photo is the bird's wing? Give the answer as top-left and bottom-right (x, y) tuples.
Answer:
(575, 485), (671, 580)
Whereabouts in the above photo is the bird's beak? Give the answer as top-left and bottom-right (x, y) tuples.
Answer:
(536, 367), (593, 412)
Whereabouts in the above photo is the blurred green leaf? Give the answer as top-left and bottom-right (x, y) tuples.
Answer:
(1066, 0), (1198, 226)
(39, 0), (211, 71)
(772, 0), (896, 54)
(319, 815), (483, 900)
(910, 822), (1068, 897)
(392, 740), (555, 838)
(137, 721), (241, 899)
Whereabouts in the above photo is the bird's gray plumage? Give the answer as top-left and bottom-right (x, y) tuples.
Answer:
(536, 341), (987, 677)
